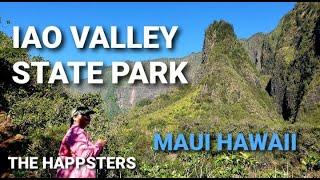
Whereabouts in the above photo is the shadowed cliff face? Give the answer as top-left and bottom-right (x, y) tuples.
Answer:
(242, 2), (320, 122)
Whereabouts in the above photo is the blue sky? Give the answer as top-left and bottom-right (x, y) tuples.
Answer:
(0, 2), (295, 78)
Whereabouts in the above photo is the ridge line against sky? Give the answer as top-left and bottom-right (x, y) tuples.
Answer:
(0, 2), (295, 78)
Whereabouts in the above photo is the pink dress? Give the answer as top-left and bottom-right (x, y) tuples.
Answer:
(56, 124), (104, 178)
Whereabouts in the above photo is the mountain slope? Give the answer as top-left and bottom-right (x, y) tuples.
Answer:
(70, 52), (202, 119)
(0, 32), (108, 178)
(1, 2), (320, 178)
(243, 2), (320, 122)
(106, 21), (287, 177)
(105, 3), (320, 177)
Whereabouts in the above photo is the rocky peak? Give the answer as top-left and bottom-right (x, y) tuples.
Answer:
(202, 20), (237, 64)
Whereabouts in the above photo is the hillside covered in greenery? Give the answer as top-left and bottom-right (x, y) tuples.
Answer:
(0, 31), (109, 177)
(106, 2), (320, 177)
(0, 2), (319, 178)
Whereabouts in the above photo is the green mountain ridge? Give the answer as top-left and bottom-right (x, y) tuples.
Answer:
(0, 2), (319, 178)
(104, 2), (320, 177)
(242, 2), (320, 122)
(72, 3), (320, 124)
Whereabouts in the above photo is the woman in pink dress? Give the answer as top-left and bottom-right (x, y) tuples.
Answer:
(56, 106), (107, 178)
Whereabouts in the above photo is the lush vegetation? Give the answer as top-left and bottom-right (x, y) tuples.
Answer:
(0, 30), (110, 177)
(1, 2), (320, 178)
(103, 18), (320, 177)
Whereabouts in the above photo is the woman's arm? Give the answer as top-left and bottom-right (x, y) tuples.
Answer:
(68, 130), (104, 158)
